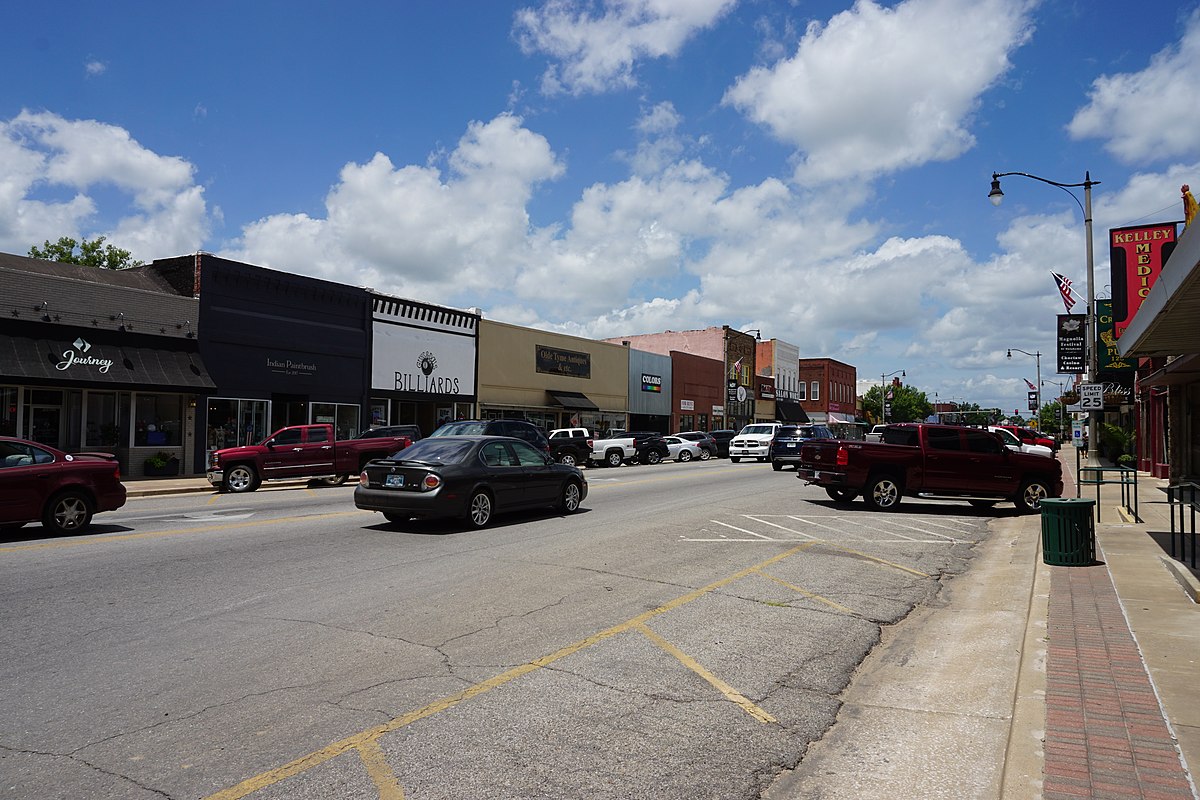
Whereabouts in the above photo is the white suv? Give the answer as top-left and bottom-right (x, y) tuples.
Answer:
(729, 422), (783, 462)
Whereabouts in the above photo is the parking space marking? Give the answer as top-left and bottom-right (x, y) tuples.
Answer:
(357, 739), (405, 800)
(752, 569), (858, 616)
(744, 516), (821, 540)
(205, 542), (813, 799)
(708, 519), (778, 540)
(636, 622), (776, 724)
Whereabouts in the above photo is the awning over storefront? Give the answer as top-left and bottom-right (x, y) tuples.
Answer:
(1119, 223), (1200, 357)
(826, 412), (858, 425)
(0, 333), (216, 390)
(1139, 353), (1200, 387)
(775, 399), (810, 423)
(547, 389), (599, 410)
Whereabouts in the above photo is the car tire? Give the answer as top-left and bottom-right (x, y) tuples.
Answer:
(466, 490), (494, 528)
(225, 464), (260, 493)
(863, 474), (902, 511)
(698, 449), (711, 461)
(559, 480), (583, 513)
(43, 490), (94, 535)
(677, 450), (693, 463)
(1015, 479), (1050, 514)
(321, 475), (350, 486)
(643, 450), (663, 465)
(772, 461), (783, 471)
(825, 487), (857, 504)
(558, 453), (577, 467)
(730, 457), (740, 463)
(605, 450), (624, 468)
(383, 512), (410, 524)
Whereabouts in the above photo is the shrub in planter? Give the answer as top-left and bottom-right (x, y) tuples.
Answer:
(143, 451), (180, 476)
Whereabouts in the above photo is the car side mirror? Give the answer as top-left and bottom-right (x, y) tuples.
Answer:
(264, 439), (275, 448)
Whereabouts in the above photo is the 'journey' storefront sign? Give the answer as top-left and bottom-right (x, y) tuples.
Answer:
(55, 338), (113, 374)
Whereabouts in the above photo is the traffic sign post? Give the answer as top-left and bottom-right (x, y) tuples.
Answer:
(1079, 383), (1104, 411)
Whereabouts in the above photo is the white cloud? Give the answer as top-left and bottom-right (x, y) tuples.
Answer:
(514, 0), (738, 95)
(1068, 7), (1200, 164)
(723, 0), (1035, 183)
(0, 111), (209, 259)
(84, 60), (106, 77)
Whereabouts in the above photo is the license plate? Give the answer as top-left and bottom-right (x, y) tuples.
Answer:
(385, 474), (404, 488)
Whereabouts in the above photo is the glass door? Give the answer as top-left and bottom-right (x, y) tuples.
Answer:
(26, 406), (63, 448)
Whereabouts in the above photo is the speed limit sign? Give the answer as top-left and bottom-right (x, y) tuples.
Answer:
(1080, 383), (1104, 411)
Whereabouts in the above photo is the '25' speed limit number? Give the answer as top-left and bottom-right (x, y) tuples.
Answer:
(1079, 383), (1104, 411)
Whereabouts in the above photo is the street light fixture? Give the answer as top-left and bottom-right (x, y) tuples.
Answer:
(881, 369), (905, 423)
(1007, 348), (1042, 423)
(990, 170), (1100, 451)
(1044, 378), (1067, 439)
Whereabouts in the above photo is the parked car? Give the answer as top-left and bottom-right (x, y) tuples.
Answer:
(429, 419), (551, 454)
(995, 424), (1057, 452)
(987, 426), (1054, 458)
(661, 436), (705, 462)
(672, 431), (716, 459)
(356, 424), (423, 442)
(548, 427), (593, 467)
(0, 436), (127, 535)
(866, 424), (888, 443)
(729, 422), (784, 462)
(707, 429), (737, 458)
(354, 435), (587, 529)
(590, 431), (670, 466)
(769, 424), (835, 471)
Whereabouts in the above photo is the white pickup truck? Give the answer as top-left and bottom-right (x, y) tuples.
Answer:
(728, 422), (783, 462)
(590, 431), (669, 467)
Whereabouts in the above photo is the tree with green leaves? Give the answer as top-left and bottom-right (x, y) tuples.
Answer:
(862, 383), (934, 424)
(28, 236), (143, 269)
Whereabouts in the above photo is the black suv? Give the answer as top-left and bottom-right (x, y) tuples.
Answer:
(707, 429), (737, 458)
(769, 424), (834, 470)
(627, 431), (670, 465)
(430, 419), (550, 453)
(355, 424), (423, 442)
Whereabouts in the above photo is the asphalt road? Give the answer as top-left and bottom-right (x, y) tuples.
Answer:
(0, 460), (1005, 800)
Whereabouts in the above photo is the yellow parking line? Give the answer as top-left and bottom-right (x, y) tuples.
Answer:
(753, 569), (859, 616)
(636, 623), (776, 724)
(357, 739), (405, 800)
(0, 511), (371, 554)
(204, 542), (810, 799)
(816, 542), (930, 577)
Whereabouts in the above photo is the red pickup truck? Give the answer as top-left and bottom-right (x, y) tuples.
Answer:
(795, 423), (1063, 513)
(207, 424), (411, 493)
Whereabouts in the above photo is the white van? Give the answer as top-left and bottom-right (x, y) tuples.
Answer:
(728, 422), (783, 462)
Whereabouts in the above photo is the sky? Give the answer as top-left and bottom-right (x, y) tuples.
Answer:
(3, 0), (1199, 415)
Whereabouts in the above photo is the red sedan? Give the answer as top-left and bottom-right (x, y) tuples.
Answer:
(0, 437), (127, 536)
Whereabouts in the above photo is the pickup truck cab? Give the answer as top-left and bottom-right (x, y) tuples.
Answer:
(591, 431), (669, 467)
(796, 423), (1062, 513)
(548, 427), (593, 467)
(729, 422), (783, 462)
(207, 423), (411, 493)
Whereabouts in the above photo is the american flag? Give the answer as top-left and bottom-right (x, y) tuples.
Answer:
(1025, 378), (1037, 391)
(1052, 272), (1076, 312)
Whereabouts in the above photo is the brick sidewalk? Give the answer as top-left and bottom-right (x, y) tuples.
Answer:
(1044, 564), (1193, 799)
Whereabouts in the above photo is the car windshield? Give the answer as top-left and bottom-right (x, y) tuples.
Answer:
(386, 438), (473, 464)
(992, 428), (1020, 446)
(740, 425), (777, 435)
(430, 421), (487, 437)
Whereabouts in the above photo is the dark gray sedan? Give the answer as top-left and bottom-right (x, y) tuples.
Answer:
(354, 435), (587, 529)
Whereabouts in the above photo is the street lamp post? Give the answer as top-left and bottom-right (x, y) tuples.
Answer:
(1044, 379), (1066, 440)
(990, 170), (1100, 453)
(1007, 348), (1042, 424)
(880, 369), (905, 423)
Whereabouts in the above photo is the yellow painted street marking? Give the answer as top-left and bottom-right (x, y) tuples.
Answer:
(636, 623), (776, 724)
(753, 569), (858, 616)
(0, 511), (371, 554)
(816, 542), (930, 578)
(357, 739), (405, 800)
(204, 542), (810, 799)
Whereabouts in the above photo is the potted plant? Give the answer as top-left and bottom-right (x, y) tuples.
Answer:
(143, 451), (180, 477)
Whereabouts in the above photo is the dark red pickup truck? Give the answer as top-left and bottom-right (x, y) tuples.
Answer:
(207, 423), (411, 493)
(795, 423), (1063, 513)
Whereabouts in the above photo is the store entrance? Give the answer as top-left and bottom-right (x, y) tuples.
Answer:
(272, 394), (309, 431)
(25, 405), (62, 448)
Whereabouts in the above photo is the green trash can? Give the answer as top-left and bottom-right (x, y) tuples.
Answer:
(1039, 498), (1097, 566)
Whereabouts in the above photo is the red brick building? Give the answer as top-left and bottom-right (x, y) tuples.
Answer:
(798, 357), (859, 428)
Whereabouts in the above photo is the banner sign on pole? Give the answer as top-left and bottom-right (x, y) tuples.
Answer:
(1057, 314), (1086, 374)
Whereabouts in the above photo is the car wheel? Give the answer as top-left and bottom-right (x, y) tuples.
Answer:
(1015, 479), (1050, 514)
(698, 449), (711, 461)
(383, 512), (410, 524)
(644, 450), (662, 465)
(863, 474), (902, 511)
(758, 457), (767, 463)
(466, 490), (493, 528)
(825, 487), (857, 504)
(559, 481), (582, 513)
(677, 450), (693, 463)
(730, 457), (740, 463)
(606, 450), (624, 468)
(43, 491), (94, 535)
(321, 474), (350, 486)
(559, 453), (577, 467)
(772, 461), (783, 471)
(225, 464), (260, 493)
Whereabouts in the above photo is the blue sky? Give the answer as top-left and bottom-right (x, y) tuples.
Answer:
(3, 0), (1199, 414)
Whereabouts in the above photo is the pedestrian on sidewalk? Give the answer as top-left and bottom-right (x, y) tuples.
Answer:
(1081, 430), (1089, 456)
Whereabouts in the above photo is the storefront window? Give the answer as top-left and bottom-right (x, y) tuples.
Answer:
(85, 392), (129, 447)
(0, 387), (17, 437)
(310, 403), (360, 441)
(678, 414), (695, 432)
(369, 401), (388, 427)
(134, 394), (184, 447)
(208, 398), (269, 450)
